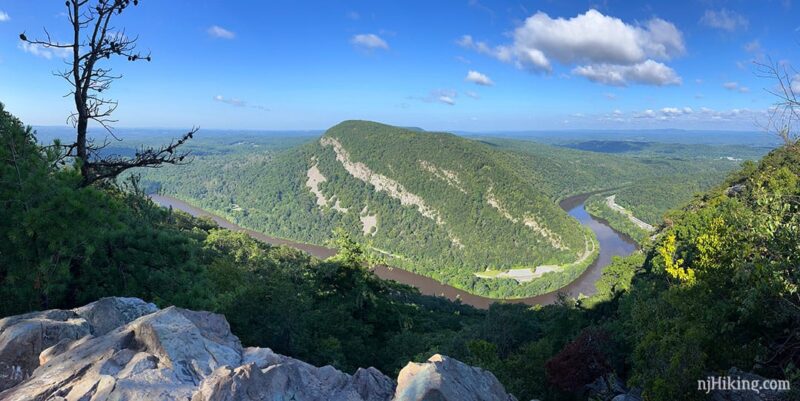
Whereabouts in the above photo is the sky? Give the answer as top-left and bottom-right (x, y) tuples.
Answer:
(0, 0), (798, 132)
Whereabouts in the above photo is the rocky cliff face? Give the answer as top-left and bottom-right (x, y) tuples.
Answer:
(0, 297), (517, 401)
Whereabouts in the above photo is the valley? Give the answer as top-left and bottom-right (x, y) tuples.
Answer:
(151, 190), (637, 308)
(134, 121), (766, 299)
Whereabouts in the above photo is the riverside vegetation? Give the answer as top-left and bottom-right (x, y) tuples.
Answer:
(4, 104), (799, 400)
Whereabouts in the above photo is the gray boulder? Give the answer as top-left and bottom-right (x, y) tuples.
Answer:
(192, 360), (394, 401)
(0, 306), (243, 401)
(0, 297), (158, 392)
(0, 298), (518, 401)
(0, 309), (90, 391)
(73, 296), (158, 336)
(394, 354), (517, 401)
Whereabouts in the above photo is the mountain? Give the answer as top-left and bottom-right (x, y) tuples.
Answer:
(149, 120), (592, 297)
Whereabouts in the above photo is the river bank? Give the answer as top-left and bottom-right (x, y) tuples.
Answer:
(150, 193), (637, 309)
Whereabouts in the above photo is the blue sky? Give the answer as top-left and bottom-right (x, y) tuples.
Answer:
(0, 0), (798, 131)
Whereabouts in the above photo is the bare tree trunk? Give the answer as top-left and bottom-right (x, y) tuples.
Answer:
(76, 114), (88, 181)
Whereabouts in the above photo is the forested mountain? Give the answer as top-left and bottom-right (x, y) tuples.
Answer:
(138, 121), (596, 297)
(134, 121), (768, 298)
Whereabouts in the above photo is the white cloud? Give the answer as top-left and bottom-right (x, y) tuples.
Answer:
(637, 109), (657, 118)
(457, 35), (512, 62)
(626, 106), (765, 124)
(459, 9), (685, 86)
(723, 81), (749, 93)
(351, 33), (389, 51)
(18, 41), (71, 59)
(572, 60), (681, 86)
(0, 11), (9, 22)
(791, 75), (800, 94)
(214, 95), (246, 107)
(346, 11), (360, 20)
(439, 95), (455, 105)
(700, 9), (749, 32)
(213, 95), (269, 111)
(512, 10), (683, 67)
(744, 40), (761, 54)
(413, 89), (458, 105)
(208, 25), (235, 39)
(660, 107), (693, 116)
(434, 89), (457, 105)
(465, 91), (480, 99)
(465, 70), (494, 86)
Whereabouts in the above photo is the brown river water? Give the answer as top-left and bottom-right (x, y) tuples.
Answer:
(150, 193), (637, 309)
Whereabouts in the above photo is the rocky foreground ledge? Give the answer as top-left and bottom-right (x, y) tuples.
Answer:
(0, 297), (517, 401)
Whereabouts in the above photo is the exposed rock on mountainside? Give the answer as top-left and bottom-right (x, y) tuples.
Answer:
(320, 135), (444, 225)
(0, 298), (518, 401)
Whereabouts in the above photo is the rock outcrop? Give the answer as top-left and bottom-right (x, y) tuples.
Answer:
(0, 297), (157, 392)
(0, 297), (517, 401)
(395, 354), (517, 401)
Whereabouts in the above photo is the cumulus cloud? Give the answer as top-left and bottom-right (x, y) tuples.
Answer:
(459, 9), (685, 86)
(700, 9), (749, 32)
(413, 89), (458, 105)
(464, 91), (480, 99)
(208, 25), (235, 39)
(465, 70), (494, 86)
(213, 95), (269, 111)
(438, 95), (455, 105)
(512, 10), (684, 66)
(434, 89), (457, 105)
(351, 33), (389, 51)
(660, 107), (692, 116)
(624, 106), (763, 124)
(572, 60), (681, 86)
(723, 81), (749, 93)
(457, 35), (512, 62)
(18, 41), (71, 59)
(637, 109), (657, 118)
(0, 11), (9, 22)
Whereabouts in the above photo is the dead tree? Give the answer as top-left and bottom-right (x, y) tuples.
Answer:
(20, 0), (193, 186)
(756, 58), (799, 148)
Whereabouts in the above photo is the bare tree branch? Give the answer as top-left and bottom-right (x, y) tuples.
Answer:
(20, 0), (193, 186)
(756, 57), (799, 148)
